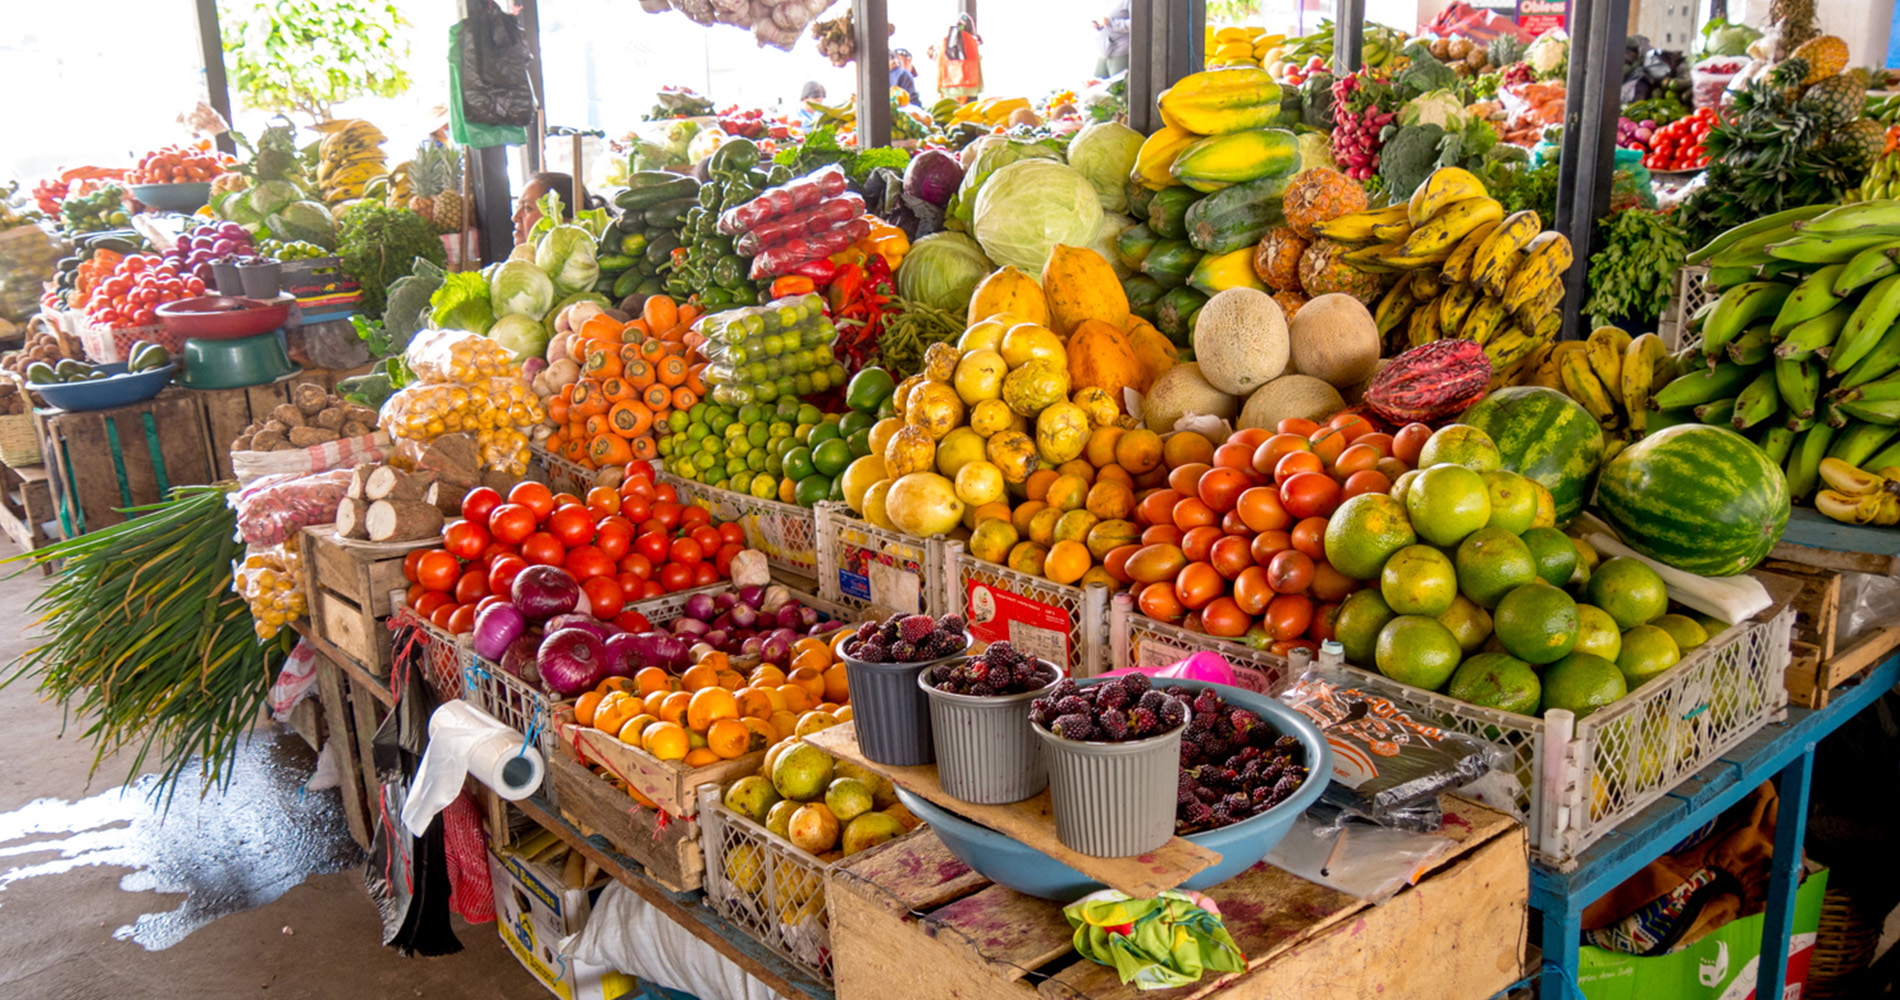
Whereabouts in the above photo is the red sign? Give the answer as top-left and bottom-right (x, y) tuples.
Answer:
(965, 580), (1071, 666)
(1517, 0), (1567, 33)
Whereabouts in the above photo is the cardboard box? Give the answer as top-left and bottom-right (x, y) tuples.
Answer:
(490, 847), (639, 1000)
(1579, 867), (1828, 1000)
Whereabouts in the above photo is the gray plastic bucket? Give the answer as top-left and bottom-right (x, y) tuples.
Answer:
(842, 633), (971, 767)
(1034, 720), (1184, 857)
(919, 664), (1058, 804)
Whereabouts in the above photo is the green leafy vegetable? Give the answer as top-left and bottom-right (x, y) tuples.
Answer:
(430, 270), (495, 334)
(335, 202), (447, 320)
(1377, 124), (1447, 201)
(771, 126), (911, 184)
(1584, 209), (1693, 327)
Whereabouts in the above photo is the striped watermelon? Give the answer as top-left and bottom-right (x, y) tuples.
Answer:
(1459, 387), (1604, 527)
(1595, 424), (1790, 577)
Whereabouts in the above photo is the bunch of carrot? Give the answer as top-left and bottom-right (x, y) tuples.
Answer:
(546, 295), (712, 470)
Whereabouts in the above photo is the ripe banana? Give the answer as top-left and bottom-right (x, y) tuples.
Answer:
(1312, 204), (1408, 242)
(1558, 345), (1618, 427)
(1830, 272), (1900, 375)
(1407, 268), (1439, 300)
(1472, 210), (1541, 298)
(1530, 343), (1565, 390)
(1461, 295), (1511, 344)
(1484, 326), (1539, 372)
(1531, 310), (1563, 345)
(1372, 218), (1416, 243)
(1702, 282), (1794, 365)
(1439, 283), (1481, 337)
(1512, 280), (1565, 331)
(1442, 220), (1501, 286)
(1373, 280), (1418, 334)
(1341, 243), (1416, 272)
(1621, 333), (1666, 436)
(1816, 490), (1884, 523)
(1818, 457), (1890, 496)
(1406, 167), (1488, 227)
(1771, 263), (1850, 338)
(1585, 326), (1631, 393)
(1398, 196), (1504, 259)
(1406, 299), (1441, 348)
(1502, 232), (1572, 313)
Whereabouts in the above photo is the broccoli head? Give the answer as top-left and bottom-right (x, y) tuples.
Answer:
(1378, 124), (1447, 202)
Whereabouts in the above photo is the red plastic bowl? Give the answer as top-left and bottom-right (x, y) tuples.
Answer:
(155, 295), (292, 340)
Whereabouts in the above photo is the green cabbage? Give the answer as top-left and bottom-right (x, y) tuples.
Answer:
(248, 180), (300, 217)
(948, 140), (1060, 228)
(430, 271), (495, 335)
(1087, 214), (1137, 281)
(492, 259), (556, 320)
(535, 224), (600, 295)
(972, 160), (1103, 275)
(1399, 90), (1468, 131)
(895, 232), (993, 321)
(490, 313), (550, 361)
(1066, 122), (1145, 214)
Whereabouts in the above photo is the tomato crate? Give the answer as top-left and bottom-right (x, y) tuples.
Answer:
(405, 607), (563, 763)
(812, 501), (946, 617)
(1325, 575), (1797, 871)
(943, 540), (1108, 677)
(528, 443), (595, 497)
(657, 470), (818, 576)
(1106, 592), (1296, 693)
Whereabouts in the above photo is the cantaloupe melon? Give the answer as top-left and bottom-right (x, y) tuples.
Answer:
(1237, 374), (1345, 430)
(1137, 362), (1238, 435)
(1191, 287), (1288, 396)
(1287, 293), (1381, 387)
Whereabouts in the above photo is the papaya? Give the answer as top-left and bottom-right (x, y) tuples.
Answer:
(1169, 128), (1302, 193)
(968, 266), (1051, 328)
(1188, 247), (1268, 296)
(1156, 68), (1285, 136)
(1067, 318), (1145, 408)
(1121, 314), (1179, 390)
(1132, 126), (1200, 191)
(1041, 245), (1129, 338)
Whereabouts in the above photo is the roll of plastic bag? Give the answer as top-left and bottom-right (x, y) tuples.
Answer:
(402, 700), (543, 837)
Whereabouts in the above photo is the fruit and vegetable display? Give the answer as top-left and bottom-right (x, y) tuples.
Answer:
(1201, 26), (1288, 71)
(60, 184), (130, 232)
(698, 292), (848, 405)
(605, 171), (699, 302)
(0, 324), (82, 382)
(82, 251), (211, 331)
(161, 220), (258, 287)
(313, 118), (391, 207)
(381, 329), (546, 475)
(658, 370), (882, 507)
(668, 139), (787, 309)
(1641, 106), (1719, 173)
(126, 140), (234, 185)
(535, 295), (707, 470)
(923, 637), (1048, 694)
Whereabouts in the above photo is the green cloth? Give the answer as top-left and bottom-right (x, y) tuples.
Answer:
(448, 23), (528, 150)
(1063, 889), (1246, 990)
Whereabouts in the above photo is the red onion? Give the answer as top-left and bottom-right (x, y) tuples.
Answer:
(546, 613), (612, 640)
(703, 628), (730, 650)
(539, 628), (608, 696)
(736, 585), (764, 609)
(672, 617), (710, 638)
(473, 603), (527, 660)
(683, 591), (719, 621)
(728, 603), (759, 630)
(774, 604), (802, 629)
(714, 592), (740, 612)
(810, 620), (844, 635)
(761, 629), (793, 663)
(501, 631), (542, 683)
(741, 635), (764, 657)
(602, 632), (646, 677)
(511, 565), (580, 621)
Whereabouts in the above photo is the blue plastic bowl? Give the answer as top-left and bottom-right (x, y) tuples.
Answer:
(898, 677), (1332, 901)
(32, 363), (176, 412)
(129, 182), (211, 213)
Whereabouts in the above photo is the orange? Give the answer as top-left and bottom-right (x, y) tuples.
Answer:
(823, 663), (849, 703)
(1044, 539), (1092, 585)
(1011, 500), (1047, 537)
(1114, 428), (1163, 473)
(716, 669), (745, 690)
(684, 747), (723, 767)
(681, 663), (719, 691)
(642, 689), (670, 716)
(642, 721), (689, 761)
(828, 628), (857, 658)
(749, 663), (787, 688)
(597, 677), (637, 696)
(1094, 464), (1134, 490)
(617, 713), (658, 746)
(972, 501), (1013, 526)
(1044, 474), (1090, 512)
(634, 667), (673, 696)
(795, 710), (841, 737)
(592, 692), (638, 735)
(1163, 431), (1215, 469)
(759, 686), (789, 713)
(707, 717), (753, 759)
(1055, 459), (1096, 485)
(787, 666), (827, 700)
(736, 686), (774, 719)
(742, 717), (776, 751)
(769, 709), (801, 741)
(575, 690), (606, 728)
(1024, 468), (1059, 502)
(791, 636), (832, 661)
(1086, 479), (1136, 520)
(834, 704), (853, 723)
(816, 702), (841, 715)
(687, 687), (740, 732)
(696, 651), (731, 673)
(1084, 426), (1125, 469)
(658, 690), (693, 728)
(791, 646), (830, 675)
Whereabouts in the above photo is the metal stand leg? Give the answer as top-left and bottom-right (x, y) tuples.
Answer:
(1759, 749), (1815, 995)
(1540, 900), (1583, 999)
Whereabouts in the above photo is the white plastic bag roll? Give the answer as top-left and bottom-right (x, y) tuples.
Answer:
(402, 700), (544, 837)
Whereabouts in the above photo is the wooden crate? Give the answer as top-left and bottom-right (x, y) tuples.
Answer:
(563, 714), (764, 819)
(311, 650), (382, 850)
(545, 746), (705, 892)
(0, 462), (55, 570)
(1763, 559), (1844, 662)
(828, 799), (1528, 1000)
(1786, 626), (1900, 709)
(36, 388), (214, 537)
(301, 524), (435, 675)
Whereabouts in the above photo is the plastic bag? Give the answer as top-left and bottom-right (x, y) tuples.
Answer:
(458, 0), (535, 127)
(748, 217), (870, 279)
(1837, 572), (1900, 645)
(1263, 807), (1456, 904)
(403, 328), (519, 384)
(237, 538), (309, 638)
(736, 192), (866, 256)
(269, 638), (320, 719)
(231, 468), (355, 546)
(1691, 56), (1748, 109)
(717, 164), (850, 234)
(231, 430), (392, 487)
(380, 378), (539, 476)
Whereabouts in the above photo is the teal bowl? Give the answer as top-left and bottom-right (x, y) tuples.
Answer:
(129, 182), (211, 213)
(179, 330), (298, 389)
(897, 677), (1331, 901)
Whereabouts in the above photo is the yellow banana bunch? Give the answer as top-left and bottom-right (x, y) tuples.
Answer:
(1473, 210), (1542, 297)
(1556, 340), (1619, 428)
(1397, 196), (1504, 260)
(1503, 232), (1574, 312)
(1311, 204), (1408, 242)
(1815, 458), (1900, 524)
(1406, 167), (1488, 226)
(1619, 333), (1667, 435)
(317, 119), (388, 203)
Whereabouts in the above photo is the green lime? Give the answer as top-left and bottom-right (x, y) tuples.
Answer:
(769, 420), (793, 439)
(1492, 582), (1579, 665)
(1418, 424), (1502, 472)
(1481, 469), (1538, 534)
(737, 403), (762, 425)
(1653, 614), (1709, 653)
(794, 422), (815, 444)
(877, 395), (898, 419)
(1448, 652), (1542, 715)
(1454, 526), (1537, 609)
(798, 403), (824, 426)
(673, 458), (699, 479)
(1335, 590), (1396, 667)
(1691, 612), (1730, 639)
(751, 476), (779, 499)
(776, 396), (801, 419)
(747, 422), (769, 447)
(687, 422), (710, 441)
(1539, 652), (1628, 718)
(1437, 594), (1494, 654)
(811, 438), (853, 477)
(657, 437), (676, 458)
(783, 447), (816, 482)
(809, 422), (842, 448)
(690, 401), (709, 424)
(1616, 624), (1680, 687)
(1323, 493), (1417, 580)
(708, 409), (734, 434)
(1404, 464), (1492, 548)
(1519, 527), (1579, 588)
(1375, 615), (1464, 691)
(729, 471), (754, 493)
(847, 366), (897, 412)
(1586, 558), (1669, 629)
(1573, 605), (1622, 663)
(794, 474), (832, 508)
(839, 410), (875, 438)
(1380, 545), (1458, 617)
(747, 450), (767, 471)
(828, 473), (847, 503)
(847, 428), (873, 457)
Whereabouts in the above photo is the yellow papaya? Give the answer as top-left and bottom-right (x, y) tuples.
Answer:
(968, 266), (1051, 329)
(1156, 68), (1284, 136)
(1132, 126), (1200, 191)
(1120, 314), (1179, 390)
(1041, 245), (1129, 338)
(1066, 318), (1144, 407)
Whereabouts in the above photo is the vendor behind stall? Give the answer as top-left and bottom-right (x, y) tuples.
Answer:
(513, 171), (575, 245)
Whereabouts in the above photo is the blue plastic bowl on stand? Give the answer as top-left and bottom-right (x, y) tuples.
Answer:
(30, 364), (176, 412)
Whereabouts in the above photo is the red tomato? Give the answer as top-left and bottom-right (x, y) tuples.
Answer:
(416, 550), (461, 593)
(594, 521), (632, 560)
(520, 531), (566, 566)
(443, 519), (491, 560)
(650, 500), (682, 530)
(1200, 597), (1251, 638)
(406, 582), (428, 607)
(619, 552), (655, 580)
(691, 561), (720, 586)
(669, 536), (705, 566)
(621, 498), (651, 523)
(637, 518), (668, 536)
(403, 549), (427, 583)
(633, 531), (669, 563)
(565, 544), (615, 581)
(639, 579), (666, 599)
(476, 594), (506, 614)
(552, 492), (584, 510)
(714, 542), (744, 578)
(585, 486), (622, 519)
(478, 541), (514, 566)
(1209, 534), (1255, 580)
(412, 591), (450, 618)
(615, 571), (644, 602)
(624, 459), (655, 482)
(581, 576), (624, 619)
(548, 504), (598, 547)
(1266, 593), (1314, 641)
(689, 524), (722, 553)
(1267, 549), (1314, 594)
(454, 569), (489, 606)
(508, 481), (556, 521)
(658, 562), (693, 592)
(614, 609), (653, 632)
(654, 484), (678, 504)
(620, 474), (656, 502)
(487, 555), (528, 597)
(678, 505), (712, 532)
(1280, 471), (1342, 519)
(488, 503), (537, 545)
(717, 522), (745, 545)
(461, 486), (502, 526)
(430, 602), (459, 629)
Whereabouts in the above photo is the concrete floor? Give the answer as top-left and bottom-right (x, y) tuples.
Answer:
(0, 554), (543, 1000)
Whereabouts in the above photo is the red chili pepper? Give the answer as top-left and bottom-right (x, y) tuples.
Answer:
(829, 264), (865, 314)
(770, 275), (816, 298)
(791, 259), (838, 283)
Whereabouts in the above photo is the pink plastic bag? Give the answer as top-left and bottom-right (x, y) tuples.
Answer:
(1100, 649), (1285, 694)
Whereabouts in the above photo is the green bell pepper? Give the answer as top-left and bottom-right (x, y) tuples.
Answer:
(712, 254), (747, 289)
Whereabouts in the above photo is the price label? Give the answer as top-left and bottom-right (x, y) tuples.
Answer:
(966, 581), (1070, 666)
(867, 561), (922, 615)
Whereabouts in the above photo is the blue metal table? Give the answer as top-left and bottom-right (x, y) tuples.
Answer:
(1529, 650), (1900, 998)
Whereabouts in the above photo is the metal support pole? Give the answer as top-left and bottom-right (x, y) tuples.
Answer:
(1333, 0), (1366, 75)
(519, 0), (546, 176)
(957, 0), (977, 22)
(855, 0), (892, 148)
(191, 0), (236, 154)
(1759, 750), (1815, 997)
(1127, 0), (1203, 134)
(472, 144), (514, 265)
(1554, 0), (1630, 340)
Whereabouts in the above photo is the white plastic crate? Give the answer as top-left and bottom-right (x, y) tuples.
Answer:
(1328, 604), (1793, 870)
(1659, 264), (1712, 351)
(697, 785), (838, 985)
(404, 605), (562, 762)
(1106, 593), (1295, 695)
(942, 540), (1108, 677)
(658, 470), (818, 576)
(527, 444), (596, 497)
(813, 501), (945, 617)
(632, 580), (867, 633)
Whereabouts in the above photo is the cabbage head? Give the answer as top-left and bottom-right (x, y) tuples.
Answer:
(1087, 214), (1137, 281)
(430, 271), (496, 335)
(535, 224), (600, 295)
(972, 160), (1103, 275)
(895, 232), (993, 321)
(490, 313), (551, 361)
(948, 140), (1060, 228)
(492, 259), (556, 320)
(1067, 122), (1145, 214)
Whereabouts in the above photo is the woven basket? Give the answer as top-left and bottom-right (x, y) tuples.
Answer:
(0, 412), (39, 468)
(1804, 887), (1882, 998)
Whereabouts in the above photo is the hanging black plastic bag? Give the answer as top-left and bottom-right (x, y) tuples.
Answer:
(364, 620), (461, 954)
(459, 0), (537, 127)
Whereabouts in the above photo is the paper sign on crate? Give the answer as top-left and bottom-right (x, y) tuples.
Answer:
(838, 551), (923, 615)
(965, 579), (1070, 666)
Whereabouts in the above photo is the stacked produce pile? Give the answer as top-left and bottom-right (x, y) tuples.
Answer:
(1202, 26), (1287, 71)
(536, 295), (707, 470)
(668, 140), (785, 309)
(606, 171), (700, 302)
(126, 141), (233, 186)
(313, 119), (388, 209)
(658, 364), (888, 507)
(209, 122), (340, 251)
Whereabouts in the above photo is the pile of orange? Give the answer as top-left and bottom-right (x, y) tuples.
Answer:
(573, 632), (853, 768)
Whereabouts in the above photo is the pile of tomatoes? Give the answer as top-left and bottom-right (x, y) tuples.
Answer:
(402, 461), (750, 635)
(1113, 412), (1431, 654)
(86, 253), (207, 330)
(1642, 105), (1719, 172)
(126, 141), (234, 185)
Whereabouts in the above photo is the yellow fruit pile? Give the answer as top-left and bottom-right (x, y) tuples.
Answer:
(237, 539), (305, 639)
(382, 329), (544, 475)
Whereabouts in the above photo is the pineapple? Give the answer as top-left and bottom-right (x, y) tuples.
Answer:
(1799, 73), (1867, 130)
(432, 150), (465, 235)
(1789, 35), (1848, 83)
(408, 147), (442, 230)
(1831, 118), (1885, 170)
(1282, 168), (1369, 239)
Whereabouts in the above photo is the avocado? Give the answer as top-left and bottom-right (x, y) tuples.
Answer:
(24, 362), (56, 385)
(55, 359), (88, 378)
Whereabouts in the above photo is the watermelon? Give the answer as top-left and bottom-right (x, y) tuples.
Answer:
(1460, 387), (1604, 527)
(1595, 424), (1790, 577)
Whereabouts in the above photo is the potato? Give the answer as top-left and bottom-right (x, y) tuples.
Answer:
(270, 403), (305, 428)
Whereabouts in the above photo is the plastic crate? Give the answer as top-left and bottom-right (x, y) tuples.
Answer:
(1329, 603), (1793, 870)
(813, 501), (945, 617)
(631, 580), (865, 631)
(696, 785), (838, 985)
(943, 540), (1108, 677)
(74, 320), (181, 364)
(528, 443), (595, 497)
(405, 606), (561, 762)
(1659, 265), (1712, 351)
(1106, 593), (1295, 694)
(658, 470), (818, 576)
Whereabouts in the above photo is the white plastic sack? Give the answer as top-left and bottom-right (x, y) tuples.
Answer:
(571, 881), (789, 1000)
(231, 430), (393, 487)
